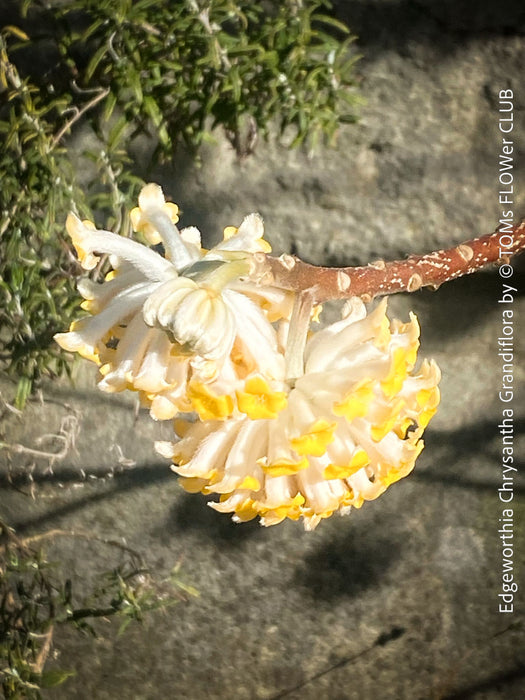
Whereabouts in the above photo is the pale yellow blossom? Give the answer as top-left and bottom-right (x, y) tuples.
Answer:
(55, 184), (292, 419)
(158, 298), (441, 529)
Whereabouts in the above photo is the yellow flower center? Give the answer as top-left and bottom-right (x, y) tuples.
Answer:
(236, 376), (288, 419)
(188, 382), (234, 420)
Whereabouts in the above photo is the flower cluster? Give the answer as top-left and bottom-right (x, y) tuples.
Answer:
(55, 184), (291, 420)
(56, 184), (440, 529)
(157, 298), (440, 530)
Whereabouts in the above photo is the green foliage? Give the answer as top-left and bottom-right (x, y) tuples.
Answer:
(42, 0), (359, 154)
(0, 519), (197, 699)
(0, 0), (360, 405)
(0, 28), (78, 405)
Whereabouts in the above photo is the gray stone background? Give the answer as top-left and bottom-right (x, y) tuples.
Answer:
(1, 1), (525, 698)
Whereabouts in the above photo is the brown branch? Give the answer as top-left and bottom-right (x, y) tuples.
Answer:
(253, 221), (525, 304)
(50, 87), (110, 150)
(29, 626), (54, 675)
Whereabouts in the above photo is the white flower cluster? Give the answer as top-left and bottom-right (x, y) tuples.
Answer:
(56, 184), (440, 529)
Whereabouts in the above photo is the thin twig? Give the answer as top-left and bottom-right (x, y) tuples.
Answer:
(0, 413), (79, 472)
(50, 87), (110, 150)
(268, 627), (405, 700)
(21, 528), (143, 562)
(0, 522), (143, 571)
(253, 221), (525, 304)
(29, 626), (54, 675)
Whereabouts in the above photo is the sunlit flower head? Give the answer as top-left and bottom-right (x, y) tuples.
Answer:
(157, 298), (441, 530)
(55, 183), (292, 419)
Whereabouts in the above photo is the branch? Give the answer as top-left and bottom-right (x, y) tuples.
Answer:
(0, 520), (143, 565)
(29, 626), (54, 675)
(253, 221), (525, 304)
(50, 87), (110, 150)
(21, 529), (143, 563)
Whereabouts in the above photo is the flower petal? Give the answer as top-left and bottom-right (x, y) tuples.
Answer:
(66, 213), (173, 280)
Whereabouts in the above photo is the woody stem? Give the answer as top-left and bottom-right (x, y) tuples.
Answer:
(253, 221), (525, 304)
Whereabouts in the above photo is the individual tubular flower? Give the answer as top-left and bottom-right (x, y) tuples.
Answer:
(55, 184), (292, 419)
(157, 298), (441, 530)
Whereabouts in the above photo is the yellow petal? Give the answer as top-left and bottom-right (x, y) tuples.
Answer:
(237, 475), (261, 491)
(418, 405), (438, 429)
(178, 477), (208, 493)
(394, 416), (416, 439)
(381, 347), (409, 398)
(416, 386), (440, 410)
(290, 419), (337, 457)
(236, 376), (287, 419)
(257, 238), (272, 253)
(323, 449), (370, 480)
(164, 201), (180, 222)
(188, 382), (234, 421)
(260, 456), (309, 476)
(333, 380), (374, 421)
(311, 304), (323, 323)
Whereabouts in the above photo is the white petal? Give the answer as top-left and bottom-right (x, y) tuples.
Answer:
(173, 290), (236, 360)
(296, 465), (346, 513)
(223, 290), (284, 378)
(61, 281), (157, 355)
(68, 214), (173, 280)
(78, 265), (145, 308)
(97, 313), (154, 392)
(138, 183), (166, 210)
(211, 420), (267, 492)
(133, 330), (174, 392)
(214, 213), (266, 253)
(227, 280), (294, 321)
(179, 226), (203, 261)
(304, 299), (387, 373)
(174, 420), (241, 478)
(142, 278), (196, 328)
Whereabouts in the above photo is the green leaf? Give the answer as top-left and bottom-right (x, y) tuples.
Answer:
(132, 0), (161, 12)
(86, 43), (109, 81)
(108, 114), (129, 150)
(142, 96), (163, 127)
(40, 669), (77, 688)
(103, 91), (118, 122)
(15, 376), (32, 410)
(129, 69), (143, 104)
(338, 113), (359, 123)
(312, 13), (351, 35)
(3, 25), (30, 41)
(81, 18), (105, 42)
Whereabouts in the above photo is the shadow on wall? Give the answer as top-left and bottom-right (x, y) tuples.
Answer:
(440, 663), (525, 700)
(391, 269), (525, 344)
(164, 491), (263, 547)
(417, 420), (525, 488)
(2, 463), (172, 533)
(334, 0), (525, 55)
(293, 526), (402, 600)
